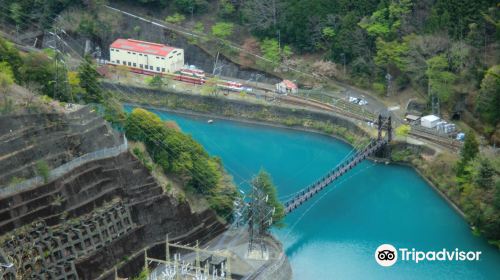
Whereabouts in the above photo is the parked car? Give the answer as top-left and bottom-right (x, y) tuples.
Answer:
(348, 96), (368, 105)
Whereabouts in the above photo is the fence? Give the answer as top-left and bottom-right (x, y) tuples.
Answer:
(0, 136), (128, 198)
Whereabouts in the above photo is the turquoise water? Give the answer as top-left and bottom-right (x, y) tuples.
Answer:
(125, 106), (500, 279)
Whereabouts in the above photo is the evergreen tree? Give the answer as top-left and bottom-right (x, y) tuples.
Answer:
(476, 65), (500, 127)
(475, 158), (495, 189)
(426, 54), (457, 103)
(457, 131), (479, 177)
(461, 131), (479, 163)
(251, 170), (285, 229)
(77, 55), (103, 103)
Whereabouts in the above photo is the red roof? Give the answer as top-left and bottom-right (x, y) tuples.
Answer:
(110, 39), (176, 56)
(282, 79), (298, 89)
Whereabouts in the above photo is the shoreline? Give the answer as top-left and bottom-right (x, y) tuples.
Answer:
(124, 102), (360, 147)
(124, 103), (469, 224)
(392, 161), (466, 219)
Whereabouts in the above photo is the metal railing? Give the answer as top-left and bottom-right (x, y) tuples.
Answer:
(0, 136), (128, 198)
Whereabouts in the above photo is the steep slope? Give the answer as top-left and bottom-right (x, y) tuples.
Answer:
(0, 106), (225, 279)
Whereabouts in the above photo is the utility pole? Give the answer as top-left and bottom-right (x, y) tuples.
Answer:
(385, 72), (392, 97)
(277, 29), (281, 56)
(52, 26), (59, 101)
(341, 53), (346, 76)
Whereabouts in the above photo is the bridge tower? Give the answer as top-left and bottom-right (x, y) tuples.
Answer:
(376, 114), (393, 158)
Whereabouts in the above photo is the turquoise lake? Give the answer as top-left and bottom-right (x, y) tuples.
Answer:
(125, 106), (500, 280)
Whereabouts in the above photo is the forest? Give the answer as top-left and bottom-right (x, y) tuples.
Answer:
(0, 0), (498, 245)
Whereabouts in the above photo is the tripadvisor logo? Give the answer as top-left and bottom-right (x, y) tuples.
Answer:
(375, 244), (482, 267)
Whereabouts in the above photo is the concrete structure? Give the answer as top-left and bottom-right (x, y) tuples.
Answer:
(275, 80), (298, 94)
(109, 39), (184, 74)
(420, 115), (440, 128)
(405, 114), (421, 123)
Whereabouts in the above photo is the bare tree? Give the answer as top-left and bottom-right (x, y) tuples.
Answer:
(241, 0), (283, 32)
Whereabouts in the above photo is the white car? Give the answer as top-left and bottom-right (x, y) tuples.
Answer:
(358, 99), (368, 105)
(349, 96), (368, 106)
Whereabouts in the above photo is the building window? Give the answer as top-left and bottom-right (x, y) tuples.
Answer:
(139, 54), (142, 56)
(177, 53), (180, 56)
(127, 51), (130, 54)
(168, 56), (172, 59)
(162, 68), (165, 72)
(156, 67), (160, 71)
(140, 64), (143, 68)
(133, 63), (136, 67)
(123, 61), (126, 65)
(172, 50), (177, 53)
(150, 66), (153, 70)
(161, 57), (165, 60)
(156, 56), (159, 59)
(128, 62), (131, 66)
(110, 49), (114, 52)
(115, 49), (119, 52)
(132, 52), (136, 55)
(116, 60), (120, 64)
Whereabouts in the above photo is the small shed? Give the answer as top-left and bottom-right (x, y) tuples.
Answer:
(209, 255), (227, 273)
(276, 79), (298, 94)
(198, 253), (212, 268)
(405, 114), (421, 123)
(421, 115), (440, 128)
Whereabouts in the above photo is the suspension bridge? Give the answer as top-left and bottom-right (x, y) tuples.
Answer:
(283, 115), (392, 215)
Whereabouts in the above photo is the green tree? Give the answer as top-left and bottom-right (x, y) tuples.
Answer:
(8, 3), (24, 26)
(461, 131), (479, 163)
(193, 22), (204, 33)
(19, 52), (54, 94)
(476, 65), (500, 127)
(395, 124), (411, 138)
(78, 55), (103, 103)
(260, 38), (280, 64)
(218, 0), (235, 17)
(146, 75), (166, 89)
(0, 63), (14, 107)
(165, 13), (186, 24)
(251, 170), (285, 229)
(358, 0), (412, 39)
(322, 27), (336, 41)
(67, 71), (85, 100)
(425, 54), (457, 103)
(0, 37), (23, 81)
(125, 108), (165, 142)
(475, 158), (495, 189)
(374, 38), (409, 74)
(211, 22), (234, 40)
(35, 160), (50, 183)
(457, 130), (479, 177)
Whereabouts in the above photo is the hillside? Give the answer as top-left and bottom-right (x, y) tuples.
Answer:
(0, 80), (233, 278)
(1, 1), (498, 142)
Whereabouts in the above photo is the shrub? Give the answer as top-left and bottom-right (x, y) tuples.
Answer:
(372, 82), (386, 95)
(165, 13), (185, 24)
(35, 160), (50, 183)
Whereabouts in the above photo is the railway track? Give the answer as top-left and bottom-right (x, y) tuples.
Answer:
(409, 129), (462, 151)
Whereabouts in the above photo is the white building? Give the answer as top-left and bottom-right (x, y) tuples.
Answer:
(420, 115), (440, 128)
(109, 38), (184, 74)
(276, 79), (298, 94)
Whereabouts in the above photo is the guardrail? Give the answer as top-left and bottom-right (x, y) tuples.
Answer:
(0, 136), (128, 198)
